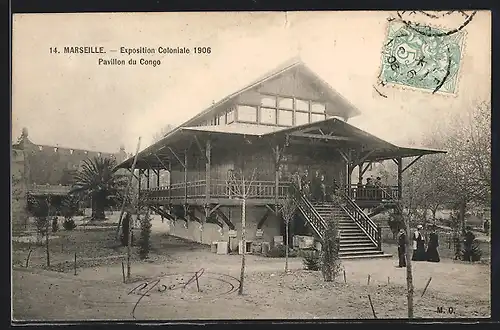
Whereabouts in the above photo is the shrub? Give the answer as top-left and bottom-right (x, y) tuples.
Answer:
(138, 213), (152, 260)
(35, 216), (48, 233)
(62, 218), (77, 231)
(266, 245), (298, 258)
(51, 217), (59, 232)
(321, 218), (342, 282)
(120, 212), (134, 247)
(302, 250), (321, 271)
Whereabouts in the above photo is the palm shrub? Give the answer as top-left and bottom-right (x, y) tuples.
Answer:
(138, 212), (152, 259)
(70, 157), (128, 220)
(321, 217), (342, 282)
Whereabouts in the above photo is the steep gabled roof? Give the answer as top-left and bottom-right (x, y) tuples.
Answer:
(157, 58), (362, 141)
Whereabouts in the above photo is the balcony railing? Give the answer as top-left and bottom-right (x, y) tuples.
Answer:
(142, 181), (400, 204)
(344, 184), (399, 201)
(143, 179), (291, 202)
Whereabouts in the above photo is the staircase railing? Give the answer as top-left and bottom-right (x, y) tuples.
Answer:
(289, 183), (327, 241)
(333, 184), (381, 250)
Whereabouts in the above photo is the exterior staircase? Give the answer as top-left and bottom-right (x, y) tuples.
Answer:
(290, 184), (391, 259)
(312, 203), (391, 259)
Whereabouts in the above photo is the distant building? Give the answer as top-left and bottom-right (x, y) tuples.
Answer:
(11, 127), (128, 228)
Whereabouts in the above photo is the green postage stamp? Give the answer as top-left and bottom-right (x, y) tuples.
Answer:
(379, 21), (466, 95)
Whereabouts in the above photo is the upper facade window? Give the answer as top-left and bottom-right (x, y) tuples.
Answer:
(234, 94), (327, 127)
(237, 105), (258, 123)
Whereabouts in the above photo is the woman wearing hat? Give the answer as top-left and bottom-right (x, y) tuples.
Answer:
(412, 224), (426, 261)
(426, 225), (440, 262)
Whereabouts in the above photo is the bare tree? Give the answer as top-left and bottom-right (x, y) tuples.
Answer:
(280, 193), (296, 273)
(227, 167), (257, 295)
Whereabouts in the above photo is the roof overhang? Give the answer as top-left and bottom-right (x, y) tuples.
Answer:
(115, 118), (446, 170)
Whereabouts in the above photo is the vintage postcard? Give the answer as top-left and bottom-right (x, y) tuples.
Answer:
(11, 11), (491, 321)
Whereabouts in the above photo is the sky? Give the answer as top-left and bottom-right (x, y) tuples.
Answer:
(12, 11), (491, 154)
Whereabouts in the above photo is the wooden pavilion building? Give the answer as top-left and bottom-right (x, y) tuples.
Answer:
(115, 59), (445, 258)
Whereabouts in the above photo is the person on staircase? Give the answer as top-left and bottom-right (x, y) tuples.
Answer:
(319, 174), (326, 203)
(411, 224), (426, 261)
(425, 225), (440, 262)
(311, 170), (321, 202)
(397, 228), (407, 267)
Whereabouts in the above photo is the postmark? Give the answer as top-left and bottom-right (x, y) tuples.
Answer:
(396, 10), (476, 38)
(378, 20), (466, 95)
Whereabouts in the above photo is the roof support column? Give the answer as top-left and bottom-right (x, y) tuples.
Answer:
(184, 151), (188, 206)
(205, 139), (211, 204)
(274, 144), (281, 214)
(396, 157), (403, 201)
(138, 169), (143, 209)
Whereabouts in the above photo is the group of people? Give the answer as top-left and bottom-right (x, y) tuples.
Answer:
(292, 169), (333, 203)
(397, 224), (441, 267)
(356, 176), (385, 201)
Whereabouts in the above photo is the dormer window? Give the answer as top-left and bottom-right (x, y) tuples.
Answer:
(38, 146), (43, 151)
(97, 152), (101, 157)
(236, 105), (257, 123)
(54, 147), (58, 152)
(261, 96), (276, 108)
(278, 97), (293, 110)
(70, 149), (74, 154)
(311, 102), (326, 113)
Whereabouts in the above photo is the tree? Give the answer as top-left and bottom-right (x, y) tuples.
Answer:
(280, 193), (297, 273)
(227, 167), (257, 295)
(70, 156), (128, 221)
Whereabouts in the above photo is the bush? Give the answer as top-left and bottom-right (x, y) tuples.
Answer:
(302, 250), (321, 271)
(51, 217), (59, 232)
(321, 219), (342, 282)
(62, 218), (77, 231)
(35, 216), (49, 236)
(120, 212), (134, 247)
(266, 244), (298, 258)
(138, 213), (152, 260)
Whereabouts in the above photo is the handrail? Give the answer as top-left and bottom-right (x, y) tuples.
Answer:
(289, 183), (327, 240)
(333, 184), (380, 247)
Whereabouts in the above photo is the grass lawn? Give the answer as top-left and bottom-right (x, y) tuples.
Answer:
(12, 220), (491, 320)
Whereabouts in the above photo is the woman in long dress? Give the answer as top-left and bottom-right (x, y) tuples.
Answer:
(426, 225), (440, 262)
(412, 225), (426, 261)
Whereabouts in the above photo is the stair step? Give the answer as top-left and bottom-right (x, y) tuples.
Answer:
(338, 224), (360, 228)
(340, 236), (373, 241)
(340, 246), (379, 252)
(340, 233), (366, 238)
(339, 249), (384, 255)
(340, 253), (392, 260)
(340, 242), (376, 248)
(339, 228), (364, 233)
